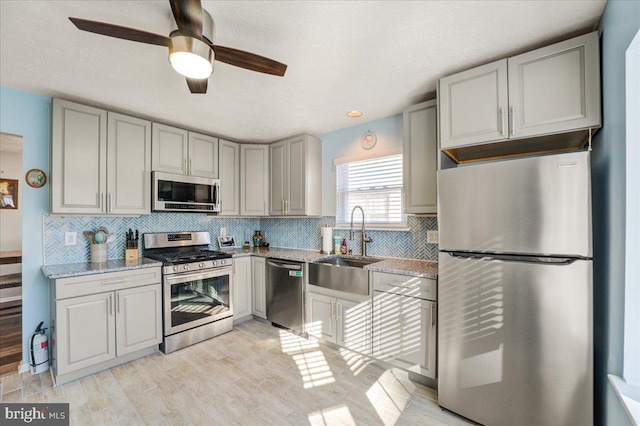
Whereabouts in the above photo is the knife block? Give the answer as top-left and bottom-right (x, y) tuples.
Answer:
(125, 248), (139, 264)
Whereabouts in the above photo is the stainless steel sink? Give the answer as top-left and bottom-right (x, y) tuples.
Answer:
(308, 256), (381, 296)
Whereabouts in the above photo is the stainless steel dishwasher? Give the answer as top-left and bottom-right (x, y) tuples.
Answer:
(266, 259), (304, 334)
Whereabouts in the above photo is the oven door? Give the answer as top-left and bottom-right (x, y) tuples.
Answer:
(164, 267), (233, 336)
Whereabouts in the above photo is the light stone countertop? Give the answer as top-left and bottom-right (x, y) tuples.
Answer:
(227, 247), (437, 278)
(42, 257), (162, 280)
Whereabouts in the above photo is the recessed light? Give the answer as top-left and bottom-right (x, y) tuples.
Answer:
(347, 111), (362, 118)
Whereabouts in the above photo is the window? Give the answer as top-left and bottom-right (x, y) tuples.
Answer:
(336, 154), (405, 227)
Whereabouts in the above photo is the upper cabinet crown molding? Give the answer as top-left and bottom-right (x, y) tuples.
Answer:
(151, 123), (219, 178)
(269, 134), (322, 217)
(403, 100), (438, 214)
(51, 99), (151, 215)
(438, 31), (600, 162)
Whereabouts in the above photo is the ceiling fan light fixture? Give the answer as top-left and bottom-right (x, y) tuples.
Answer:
(169, 35), (214, 79)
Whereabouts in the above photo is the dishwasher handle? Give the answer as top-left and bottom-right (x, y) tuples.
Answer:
(267, 260), (303, 271)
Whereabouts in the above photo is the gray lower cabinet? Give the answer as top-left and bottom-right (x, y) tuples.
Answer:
(251, 257), (267, 318)
(50, 267), (162, 385)
(233, 257), (252, 322)
(307, 289), (371, 355)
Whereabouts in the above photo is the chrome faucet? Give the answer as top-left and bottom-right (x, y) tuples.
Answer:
(349, 205), (372, 257)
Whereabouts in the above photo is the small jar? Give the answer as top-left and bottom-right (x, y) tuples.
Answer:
(253, 230), (263, 247)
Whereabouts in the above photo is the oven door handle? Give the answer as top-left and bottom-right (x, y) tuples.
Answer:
(165, 268), (232, 285)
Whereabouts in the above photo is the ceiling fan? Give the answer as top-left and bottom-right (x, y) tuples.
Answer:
(69, 0), (287, 94)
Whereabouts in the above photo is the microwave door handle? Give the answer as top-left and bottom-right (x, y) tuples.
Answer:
(215, 182), (221, 209)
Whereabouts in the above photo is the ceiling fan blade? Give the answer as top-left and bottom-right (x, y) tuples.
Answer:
(170, 0), (202, 38)
(186, 78), (208, 94)
(211, 45), (287, 76)
(69, 18), (171, 47)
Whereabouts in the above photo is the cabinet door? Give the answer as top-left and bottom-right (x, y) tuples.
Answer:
(240, 145), (269, 216)
(251, 257), (267, 318)
(56, 292), (115, 375)
(233, 257), (252, 320)
(373, 292), (436, 378)
(439, 59), (509, 149)
(219, 139), (240, 216)
(115, 284), (162, 357)
(403, 100), (437, 214)
(508, 31), (600, 138)
(51, 99), (107, 214)
(188, 132), (219, 178)
(107, 112), (151, 215)
(337, 298), (371, 355)
(269, 141), (286, 215)
(287, 136), (306, 215)
(151, 123), (188, 174)
(307, 292), (336, 342)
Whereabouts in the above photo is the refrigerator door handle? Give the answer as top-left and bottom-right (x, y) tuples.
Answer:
(445, 251), (579, 264)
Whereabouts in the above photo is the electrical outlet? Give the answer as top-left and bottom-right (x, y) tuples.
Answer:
(65, 232), (77, 246)
(427, 230), (439, 244)
(220, 227), (227, 237)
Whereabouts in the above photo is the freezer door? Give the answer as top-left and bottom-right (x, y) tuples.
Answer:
(438, 151), (592, 257)
(437, 252), (593, 426)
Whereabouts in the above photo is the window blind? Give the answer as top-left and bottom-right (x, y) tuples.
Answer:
(336, 154), (405, 226)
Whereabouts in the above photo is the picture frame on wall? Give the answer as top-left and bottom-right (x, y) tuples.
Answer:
(0, 178), (18, 209)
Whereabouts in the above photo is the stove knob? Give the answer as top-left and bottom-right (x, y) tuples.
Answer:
(213, 260), (218, 267)
(183, 265), (189, 271)
(199, 263), (205, 269)
(219, 260), (226, 266)
(173, 266), (178, 272)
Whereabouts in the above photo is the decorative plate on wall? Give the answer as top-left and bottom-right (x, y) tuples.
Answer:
(25, 169), (47, 188)
(361, 130), (377, 150)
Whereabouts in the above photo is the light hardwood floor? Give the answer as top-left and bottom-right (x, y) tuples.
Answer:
(0, 320), (472, 425)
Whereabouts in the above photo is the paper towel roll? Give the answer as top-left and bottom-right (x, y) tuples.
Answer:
(321, 227), (333, 254)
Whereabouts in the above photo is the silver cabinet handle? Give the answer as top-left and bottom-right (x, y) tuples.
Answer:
(184, 158), (188, 174)
(388, 281), (412, 288)
(430, 303), (435, 329)
(117, 293), (121, 313)
(189, 159), (192, 175)
(336, 300), (341, 320)
(102, 278), (126, 285)
(108, 193), (112, 213)
(100, 193), (105, 212)
(510, 106), (516, 136)
(500, 107), (506, 136)
(109, 294), (114, 315)
(403, 192), (407, 212)
(331, 299), (336, 319)
(281, 199), (285, 214)
(285, 199), (289, 214)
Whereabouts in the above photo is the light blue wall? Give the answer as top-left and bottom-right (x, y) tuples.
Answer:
(320, 114), (403, 216)
(592, 1), (640, 424)
(0, 87), (51, 367)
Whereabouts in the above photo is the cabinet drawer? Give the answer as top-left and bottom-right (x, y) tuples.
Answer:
(55, 267), (161, 300)
(372, 272), (436, 301)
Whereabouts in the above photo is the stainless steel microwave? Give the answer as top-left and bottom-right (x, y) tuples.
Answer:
(152, 171), (221, 213)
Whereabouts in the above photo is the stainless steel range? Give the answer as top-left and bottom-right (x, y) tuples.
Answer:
(143, 232), (233, 353)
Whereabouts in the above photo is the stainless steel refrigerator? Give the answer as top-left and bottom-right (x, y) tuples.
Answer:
(437, 151), (593, 426)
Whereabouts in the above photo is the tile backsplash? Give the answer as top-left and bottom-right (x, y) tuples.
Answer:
(43, 214), (438, 265)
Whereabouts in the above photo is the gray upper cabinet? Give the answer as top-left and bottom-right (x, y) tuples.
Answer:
(151, 123), (188, 175)
(403, 100), (438, 214)
(439, 60), (508, 150)
(152, 124), (218, 178)
(507, 31), (600, 138)
(51, 99), (107, 214)
(269, 134), (322, 216)
(51, 100), (151, 215)
(107, 112), (151, 215)
(219, 139), (240, 216)
(188, 132), (219, 178)
(240, 144), (269, 216)
(439, 31), (600, 152)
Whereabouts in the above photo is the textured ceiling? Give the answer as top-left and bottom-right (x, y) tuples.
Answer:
(0, 133), (23, 153)
(0, 1), (606, 143)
